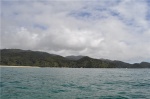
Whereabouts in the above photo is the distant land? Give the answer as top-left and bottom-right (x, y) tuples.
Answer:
(0, 49), (150, 68)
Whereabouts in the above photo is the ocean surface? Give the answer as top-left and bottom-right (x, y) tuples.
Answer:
(0, 67), (150, 99)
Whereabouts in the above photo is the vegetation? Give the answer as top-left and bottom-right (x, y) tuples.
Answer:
(0, 49), (150, 68)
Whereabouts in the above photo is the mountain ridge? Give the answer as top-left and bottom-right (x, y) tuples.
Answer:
(0, 49), (150, 68)
(65, 55), (84, 60)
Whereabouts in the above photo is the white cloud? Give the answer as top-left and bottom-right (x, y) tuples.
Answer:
(1, 0), (150, 63)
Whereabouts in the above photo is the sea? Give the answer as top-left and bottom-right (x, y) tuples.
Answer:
(0, 67), (150, 99)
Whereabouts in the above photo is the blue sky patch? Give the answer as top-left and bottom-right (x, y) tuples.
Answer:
(33, 24), (48, 30)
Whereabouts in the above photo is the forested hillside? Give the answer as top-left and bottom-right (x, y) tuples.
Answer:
(1, 49), (150, 68)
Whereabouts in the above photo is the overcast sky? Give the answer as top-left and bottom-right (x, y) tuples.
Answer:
(1, 0), (150, 63)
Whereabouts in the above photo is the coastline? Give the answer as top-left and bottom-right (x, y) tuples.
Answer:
(0, 65), (40, 68)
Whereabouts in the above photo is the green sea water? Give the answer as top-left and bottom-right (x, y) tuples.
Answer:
(1, 67), (150, 99)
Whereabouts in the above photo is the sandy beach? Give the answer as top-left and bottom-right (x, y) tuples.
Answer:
(0, 65), (40, 68)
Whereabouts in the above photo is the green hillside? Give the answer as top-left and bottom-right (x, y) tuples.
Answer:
(0, 49), (150, 68)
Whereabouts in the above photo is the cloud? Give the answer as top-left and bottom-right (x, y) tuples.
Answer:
(1, 0), (150, 63)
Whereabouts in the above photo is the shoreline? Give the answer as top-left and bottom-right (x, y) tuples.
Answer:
(0, 65), (149, 69)
(0, 65), (40, 68)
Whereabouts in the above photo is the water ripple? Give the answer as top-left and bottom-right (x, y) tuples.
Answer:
(1, 68), (150, 99)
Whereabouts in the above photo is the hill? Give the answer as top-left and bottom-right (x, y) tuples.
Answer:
(65, 55), (84, 60)
(0, 49), (150, 68)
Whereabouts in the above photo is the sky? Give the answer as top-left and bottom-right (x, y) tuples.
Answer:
(1, 0), (150, 63)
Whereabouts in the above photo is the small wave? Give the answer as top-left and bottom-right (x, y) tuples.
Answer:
(15, 86), (28, 89)
(50, 89), (68, 93)
(99, 95), (129, 99)
(9, 81), (21, 84)
(61, 83), (76, 88)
